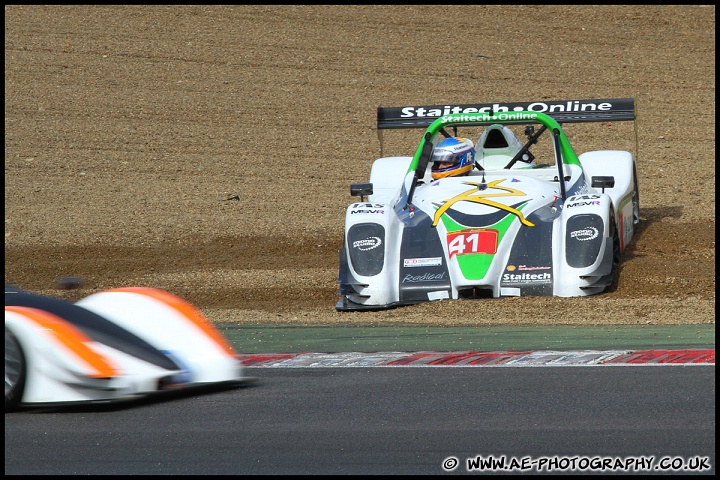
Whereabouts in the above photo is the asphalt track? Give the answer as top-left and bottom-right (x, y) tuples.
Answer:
(4, 367), (715, 475)
(4, 324), (715, 475)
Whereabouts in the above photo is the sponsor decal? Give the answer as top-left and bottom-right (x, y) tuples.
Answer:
(447, 229), (498, 258)
(624, 215), (633, 243)
(568, 194), (601, 201)
(351, 203), (385, 209)
(352, 236), (382, 251)
(442, 142), (471, 154)
(572, 184), (590, 196)
(440, 112), (537, 123)
(566, 200), (601, 208)
(502, 272), (552, 284)
(507, 264), (552, 272)
(350, 208), (385, 214)
(570, 227), (599, 241)
(511, 178), (521, 183)
(350, 203), (385, 214)
(402, 272), (446, 283)
(432, 179), (534, 227)
(404, 257), (443, 267)
(400, 101), (615, 119)
(427, 290), (450, 301)
(517, 264), (551, 271)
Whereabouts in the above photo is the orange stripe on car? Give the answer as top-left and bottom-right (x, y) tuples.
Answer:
(106, 287), (237, 357)
(5, 306), (122, 378)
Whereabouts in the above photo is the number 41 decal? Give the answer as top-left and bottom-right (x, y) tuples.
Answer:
(447, 229), (498, 258)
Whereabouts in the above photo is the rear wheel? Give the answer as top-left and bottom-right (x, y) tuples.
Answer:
(632, 165), (640, 225)
(5, 327), (26, 411)
(610, 215), (622, 265)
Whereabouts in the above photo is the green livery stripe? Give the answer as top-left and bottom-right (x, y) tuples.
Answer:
(439, 203), (529, 280)
(619, 192), (633, 210)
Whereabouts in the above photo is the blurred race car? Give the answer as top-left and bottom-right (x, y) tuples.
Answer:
(5, 285), (248, 410)
(337, 98), (639, 311)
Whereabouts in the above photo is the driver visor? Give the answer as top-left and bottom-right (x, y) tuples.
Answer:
(432, 151), (464, 165)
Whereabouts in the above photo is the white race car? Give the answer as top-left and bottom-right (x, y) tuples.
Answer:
(5, 285), (249, 410)
(337, 98), (639, 311)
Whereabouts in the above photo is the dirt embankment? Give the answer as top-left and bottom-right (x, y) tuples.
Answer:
(4, 5), (715, 326)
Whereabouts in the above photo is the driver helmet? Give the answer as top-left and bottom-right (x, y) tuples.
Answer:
(431, 137), (476, 180)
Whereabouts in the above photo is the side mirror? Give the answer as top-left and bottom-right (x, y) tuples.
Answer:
(591, 176), (615, 193)
(350, 183), (373, 202)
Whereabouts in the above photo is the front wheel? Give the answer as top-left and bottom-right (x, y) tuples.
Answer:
(5, 327), (27, 411)
(606, 215), (622, 293)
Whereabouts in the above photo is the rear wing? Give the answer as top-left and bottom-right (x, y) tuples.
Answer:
(376, 97), (637, 157)
(377, 98), (635, 130)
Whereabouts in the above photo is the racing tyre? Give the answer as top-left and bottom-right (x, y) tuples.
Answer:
(632, 165), (640, 225)
(5, 327), (27, 411)
(606, 215), (622, 292)
(610, 215), (621, 265)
